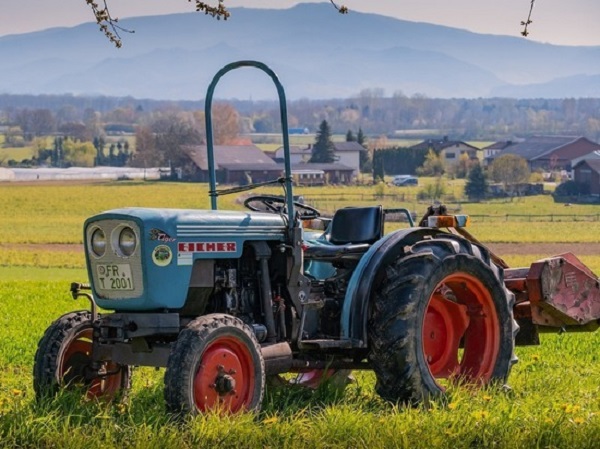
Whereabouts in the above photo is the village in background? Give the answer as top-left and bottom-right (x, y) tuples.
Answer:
(1, 94), (600, 203)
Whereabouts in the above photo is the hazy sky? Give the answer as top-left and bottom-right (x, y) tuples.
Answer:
(1, 0), (599, 46)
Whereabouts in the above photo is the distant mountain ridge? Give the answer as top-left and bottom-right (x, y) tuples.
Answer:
(0, 4), (598, 100)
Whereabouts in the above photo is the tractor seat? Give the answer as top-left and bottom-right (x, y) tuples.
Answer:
(304, 206), (383, 262)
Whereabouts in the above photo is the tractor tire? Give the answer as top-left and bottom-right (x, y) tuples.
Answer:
(164, 313), (265, 415)
(368, 235), (518, 405)
(33, 311), (131, 401)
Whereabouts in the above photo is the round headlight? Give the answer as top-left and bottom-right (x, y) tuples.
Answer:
(119, 227), (137, 257)
(91, 228), (106, 257)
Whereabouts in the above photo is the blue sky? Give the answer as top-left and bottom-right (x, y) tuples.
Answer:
(1, 0), (599, 46)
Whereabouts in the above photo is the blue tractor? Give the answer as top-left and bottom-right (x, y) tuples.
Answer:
(34, 61), (518, 414)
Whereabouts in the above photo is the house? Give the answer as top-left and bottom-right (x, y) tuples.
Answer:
(273, 145), (311, 164)
(274, 141), (366, 176)
(482, 141), (516, 166)
(183, 145), (356, 185)
(183, 144), (279, 184)
(409, 137), (479, 166)
(493, 136), (600, 172)
(292, 162), (355, 185)
(573, 159), (600, 195)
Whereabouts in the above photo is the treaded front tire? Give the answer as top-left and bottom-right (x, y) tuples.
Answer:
(164, 313), (265, 415)
(33, 310), (131, 401)
(368, 235), (518, 404)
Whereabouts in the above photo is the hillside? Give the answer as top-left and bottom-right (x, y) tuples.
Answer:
(0, 4), (599, 100)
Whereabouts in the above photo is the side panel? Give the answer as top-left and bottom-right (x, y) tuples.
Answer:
(341, 227), (445, 346)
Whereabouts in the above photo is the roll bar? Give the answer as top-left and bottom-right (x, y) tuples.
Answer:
(204, 60), (295, 229)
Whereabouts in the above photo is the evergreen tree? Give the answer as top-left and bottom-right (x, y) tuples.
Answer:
(109, 143), (116, 166)
(356, 127), (371, 173)
(464, 163), (488, 201)
(93, 136), (106, 166)
(346, 129), (355, 142)
(310, 120), (336, 163)
(357, 128), (365, 146)
(372, 150), (385, 182)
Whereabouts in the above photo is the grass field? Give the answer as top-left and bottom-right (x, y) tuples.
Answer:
(0, 146), (35, 163)
(1, 180), (600, 448)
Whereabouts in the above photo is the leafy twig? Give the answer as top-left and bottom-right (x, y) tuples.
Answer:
(85, 0), (133, 48)
(520, 0), (536, 37)
(189, 0), (231, 20)
(84, 0), (348, 47)
(330, 0), (349, 14)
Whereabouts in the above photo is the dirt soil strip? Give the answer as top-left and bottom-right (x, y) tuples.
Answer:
(487, 242), (600, 257)
(4, 242), (599, 256)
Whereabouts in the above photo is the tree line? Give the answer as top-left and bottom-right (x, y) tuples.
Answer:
(1, 94), (600, 142)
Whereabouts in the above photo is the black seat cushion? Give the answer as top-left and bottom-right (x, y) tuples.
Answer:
(329, 206), (383, 245)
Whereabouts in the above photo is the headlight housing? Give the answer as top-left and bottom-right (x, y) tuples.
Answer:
(118, 226), (137, 257)
(91, 228), (107, 257)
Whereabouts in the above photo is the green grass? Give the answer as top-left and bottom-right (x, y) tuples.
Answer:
(1, 278), (599, 448)
(2, 181), (600, 447)
(0, 146), (35, 164)
(0, 267), (87, 282)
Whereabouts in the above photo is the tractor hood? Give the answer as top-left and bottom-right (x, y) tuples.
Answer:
(86, 207), (288, 239)
(83, 207), (287, 311)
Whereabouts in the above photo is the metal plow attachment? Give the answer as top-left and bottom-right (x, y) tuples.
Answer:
(505, 253), (600, 345)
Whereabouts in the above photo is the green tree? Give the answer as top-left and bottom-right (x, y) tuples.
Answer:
(464, 163), (487, 201)
(372, 150), (385, 182)
(489, 154), (530, 197)
(93, 136), (106, 166)
(355, 127), (372, 173)
(416, 149), (444, 176)
(310, 120), (336, 163)
(345, 129), (355, 142)
(450, 153), (475, 179)
(357, 128), (365, 146)
(62, 140), (96, 167)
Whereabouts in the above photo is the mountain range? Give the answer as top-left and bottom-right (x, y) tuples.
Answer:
(1, 3), (599, 100)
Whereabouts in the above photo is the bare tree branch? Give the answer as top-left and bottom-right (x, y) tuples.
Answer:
(520, 0), (536, 37)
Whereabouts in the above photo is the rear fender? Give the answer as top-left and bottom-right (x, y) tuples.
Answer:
(341, 227), (446, 347)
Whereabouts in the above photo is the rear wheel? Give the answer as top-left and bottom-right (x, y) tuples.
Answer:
(164, 314), (265, 415)
(368, 236), (518, 404)
(33, 311), (130, 401)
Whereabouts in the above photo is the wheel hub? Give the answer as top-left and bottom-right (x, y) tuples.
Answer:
(214, 365), (237, 395)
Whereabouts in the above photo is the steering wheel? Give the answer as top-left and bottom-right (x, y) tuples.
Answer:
(243, 195), (320, 220)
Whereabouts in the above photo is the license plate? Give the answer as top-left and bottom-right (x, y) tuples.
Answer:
(96, 264), (134, 291)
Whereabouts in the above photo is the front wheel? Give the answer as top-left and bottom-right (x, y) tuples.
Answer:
(368, 236), (518, 404)
(164, 314), (265, 415)
(33, 311), (130, 400)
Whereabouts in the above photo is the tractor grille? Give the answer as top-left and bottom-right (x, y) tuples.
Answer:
(85, 219), (144, 300)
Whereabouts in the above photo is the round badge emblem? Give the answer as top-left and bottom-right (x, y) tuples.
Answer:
(152, 245), (172, 267)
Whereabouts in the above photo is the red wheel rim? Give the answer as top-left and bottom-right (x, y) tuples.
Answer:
(59, 328), (124, 399)
(193, 336), (255, 413)
(422, 272), (500, 383)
